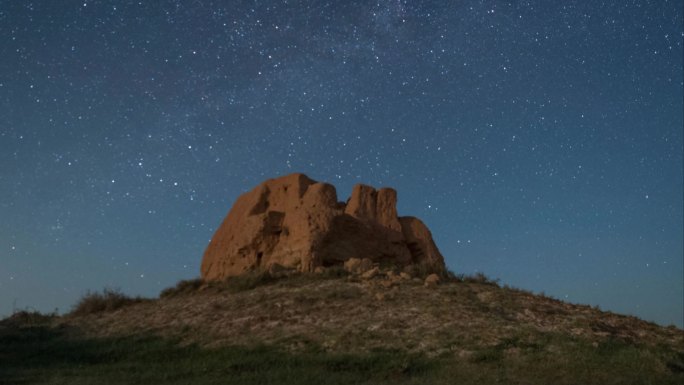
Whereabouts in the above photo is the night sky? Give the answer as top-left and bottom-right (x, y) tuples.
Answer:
(1, 1), (682, 327)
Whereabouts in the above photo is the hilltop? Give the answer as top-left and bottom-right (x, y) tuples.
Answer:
(2, 268), (682, 384)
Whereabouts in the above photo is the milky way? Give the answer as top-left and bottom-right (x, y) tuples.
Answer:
(1, 1), (682, 327)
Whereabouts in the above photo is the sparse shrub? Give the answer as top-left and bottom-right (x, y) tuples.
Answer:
(502, 284), (534, 296)
(1, 310), (56, 327)
(160, 278), (204, 298)
(70, 288), (148, 316)
(159, 270), (281, 297)
(538, 291), (559, 301)
(443, 269), (459, 282)
(459, 272), (501, 287)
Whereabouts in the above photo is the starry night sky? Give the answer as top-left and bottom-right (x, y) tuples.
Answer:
(1, 1), (682, 327)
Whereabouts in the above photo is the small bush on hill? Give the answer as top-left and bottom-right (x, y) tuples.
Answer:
(160, 278), (204, 298)
(458, 272), (501, 287)
(1, 310), (56, 328)
(70, 288), (148, 316)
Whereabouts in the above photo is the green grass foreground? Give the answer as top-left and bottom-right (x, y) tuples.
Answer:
(1, 323), (682, 385)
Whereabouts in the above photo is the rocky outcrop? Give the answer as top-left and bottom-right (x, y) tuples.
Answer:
(201, 173), (446, 280)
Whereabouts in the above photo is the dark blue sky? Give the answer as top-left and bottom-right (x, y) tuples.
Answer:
(1, 1), (682, 327)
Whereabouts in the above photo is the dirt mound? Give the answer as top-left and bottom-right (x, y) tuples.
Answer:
(62, 271), (683, 357)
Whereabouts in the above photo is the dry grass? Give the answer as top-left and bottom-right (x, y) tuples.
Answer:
(5, 270), (683, 384)
(0, 310), (56, 328)
(69, 288), (149, 316)
(63, 272), (683, 356)
(160, 268), (354, 299)
(159, 278), (204, 298)
(455, 272), (502, 286)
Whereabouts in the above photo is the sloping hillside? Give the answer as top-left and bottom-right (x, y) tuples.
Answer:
(2, 269), (683, 384)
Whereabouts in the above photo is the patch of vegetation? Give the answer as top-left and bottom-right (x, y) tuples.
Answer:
(457, 333), (684, 384)
(161, 270), (283, 297)
(456, 272), (501, 287)
(160, 267), (354, 299)
(160, 278), (204, 298)
(0, 310), (56, 328)
(0, 326), (433, 385)
(0, 325), (681, 385)
(69, 288), (149, 316)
